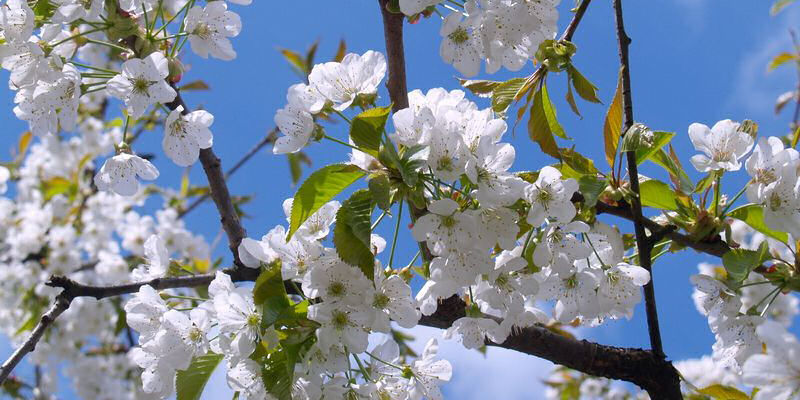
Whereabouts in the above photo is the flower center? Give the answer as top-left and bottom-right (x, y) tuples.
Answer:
(448, 27), (469, 44)
(437, 155), (454, 172)
(328, 281), (346, 297)
(332, 310), (349, 329)
(440, 215), (456, 228)
(131, 77), (154, 95)
(246, 313), (260, 327)
(188, 327), (203, 342)
(192, 23), (212, 40)
(373, 293), (390, 309)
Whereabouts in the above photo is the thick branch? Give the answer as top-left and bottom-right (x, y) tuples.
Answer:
(421, 296), (681, 397)
(165, 90), (247, 268)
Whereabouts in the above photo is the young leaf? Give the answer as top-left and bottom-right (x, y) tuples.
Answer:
(253, 263), (291, 329)
(333, 39), (347, 62)
(603, 68), (624, 169)
(559, 147), (598, 176)
(635, 131), (674, 165)
(458, 78), (502, 98)
(279, 48), (307, 77)
(333, 190), (375, 278)
(540, 82), (569, 139)
(722, 242), (770, 283)
(770, 0), (797, 15)
(288, 164), (365, 240)
(178, 80), (210, 91)
(567, 65), (601, 103)
(175, 353), (225, 400)
(565, 82), (582, 117)
(351, 106), (391, 157)
(728, 204), (789, 243)
(491, 77), (527, 114)
(649, 147), (694, 193)
(639, 179), (678, 211)
(528, 84), (561, 158)
(697, 384), (750, 400)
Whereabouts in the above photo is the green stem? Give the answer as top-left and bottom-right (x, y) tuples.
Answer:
(323, 134), (367, 153)
(720, 183), (749, 216)
(760, 286), (784, 317)
(388, 200), (404, 269)
(154, 0), (192, 36)
(332, 108), (351, 124)
(352, 354), (374, 382)
(713, 174), (722, 216)
(156, 32), (189, 41)
(371, 210), (388, 231)
(738, 280), (773, 289)
(364, 351), (404, 371)
(69, 61), (119, 74)
(405, 250), (421, 268)
(85, 38), (129, 53)
(83, 86), (107, 95)
(122, 116), (132, 144)
(51, 26), (108, 47)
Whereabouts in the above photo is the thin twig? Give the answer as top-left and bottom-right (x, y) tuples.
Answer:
(179, 128), (278, 218)
(612, 4), (678, 400)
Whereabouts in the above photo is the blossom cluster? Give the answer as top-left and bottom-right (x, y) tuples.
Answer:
(399, 0), (560, 76)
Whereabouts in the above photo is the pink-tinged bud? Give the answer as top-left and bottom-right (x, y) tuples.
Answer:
(168, 58), (184, 84)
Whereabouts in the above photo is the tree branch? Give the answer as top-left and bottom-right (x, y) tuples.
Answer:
(421, 296), (682, 397)
(179, 128), (278, 218)
(165, 89), (248, 268)
(612, 1), (679, 397)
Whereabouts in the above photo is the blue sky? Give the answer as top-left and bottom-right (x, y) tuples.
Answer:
(1, 0), (799, 398)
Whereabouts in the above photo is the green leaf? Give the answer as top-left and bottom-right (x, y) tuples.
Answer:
(368, 173), (392, 211)
(649, 147), (694, 193)
(491, 77), (527, 113)
(542, 82), (569, 139)
(528, 84), (561, 158)
(578, 176), (607, 208)
(175, 353), (225, 400)
(179, 80), (210, 91)
(697, 384), (750, 400)
(42, 177), (76, 201)
(639, 179), (678, 211)
(350, 106), (391, 157)
(565, 82), (582, 117)
(253, 264), (291, 329)
(458, 78), (502, 98)
(333, 190), (375, 278)
(728, 204), (789, 243)
(603, 68), (624, 169)
(559, 147), (598, 176)
(635, 131), (674, 165)
(567, 65), (601, 103)
(288, 164), (365, 240)
(722, 242), (770, 283)
(260, 346), (293, 400)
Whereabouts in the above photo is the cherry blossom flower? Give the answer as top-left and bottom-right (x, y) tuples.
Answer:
(525, 166), (579, 226)
(688, 119), (754, 172)
(107, 52), (177, 119)
(308, 50), (386, 111)
(185, 2), (242, 61)
(162, 105), (214, 166)
(94, 153), (160, 196)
